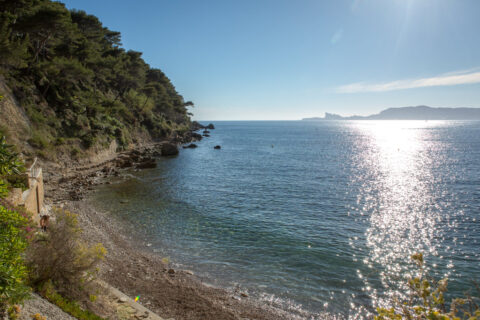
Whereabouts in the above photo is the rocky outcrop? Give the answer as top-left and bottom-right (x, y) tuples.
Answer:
(160, 143), (179, 156)
(191, 132), (202, 141)
(191, 121), (205, 131)
(181, 131), (202, 143)
(183, 143), (198, 149)
(205, 123), (215, 129)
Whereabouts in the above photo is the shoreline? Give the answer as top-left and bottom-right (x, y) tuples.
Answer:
(43, 142), (294, 320)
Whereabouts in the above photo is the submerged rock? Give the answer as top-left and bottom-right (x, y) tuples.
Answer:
(214, 145), (221, 149)
(182, 143), (198, 149)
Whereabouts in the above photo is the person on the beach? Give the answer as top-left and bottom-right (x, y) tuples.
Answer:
(39, 215), (49, 232)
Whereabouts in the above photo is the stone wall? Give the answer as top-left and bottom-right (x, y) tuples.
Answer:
(22, 167), (44, 217)
(10, 158), (45, 221)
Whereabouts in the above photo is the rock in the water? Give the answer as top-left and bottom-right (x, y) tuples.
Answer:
(161, 143), (179, 156)
(203, 130), (210, 134)
(182, 143), (198, 149)
(203, 134), (210, 137)
(206, 123), (215, 129)
(214, 145), (221, 149)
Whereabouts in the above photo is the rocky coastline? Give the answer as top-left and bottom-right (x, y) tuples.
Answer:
(41, 124), (290, 320)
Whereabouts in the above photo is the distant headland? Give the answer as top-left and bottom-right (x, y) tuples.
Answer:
(302, 106), (480, 120)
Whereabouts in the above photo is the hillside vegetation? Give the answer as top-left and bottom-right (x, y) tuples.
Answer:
(0, 0), (193, 159)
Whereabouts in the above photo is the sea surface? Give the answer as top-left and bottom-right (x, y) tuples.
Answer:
(92, 121), (480, 319)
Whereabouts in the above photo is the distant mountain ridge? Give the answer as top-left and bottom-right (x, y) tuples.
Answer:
(303, 106), (480, 120)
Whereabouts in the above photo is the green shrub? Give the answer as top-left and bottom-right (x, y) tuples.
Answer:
(81, 132), (96, 149)
(41, 282), (105, 320)
(5, 173), (28, 190)
(0, 136), (24, 176)
(0, 180), (8, 198)
(27, 208), (106, 298)
(0, 205), (30, 317)
(375, 253), (480, 320)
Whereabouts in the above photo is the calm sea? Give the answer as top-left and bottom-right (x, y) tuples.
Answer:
(92, 121), (480, 319)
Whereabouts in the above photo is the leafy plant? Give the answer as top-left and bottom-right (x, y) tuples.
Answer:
(0, 205), (30, 318)
(0, 135), (26, 198)
(375, 253), (480, 320)
(0, 135), (23, 176)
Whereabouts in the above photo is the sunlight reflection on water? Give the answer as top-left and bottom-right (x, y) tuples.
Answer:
(92, 121), (480, 320)
(350, 121), (453, 317)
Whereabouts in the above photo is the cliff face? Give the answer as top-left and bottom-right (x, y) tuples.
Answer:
(0, 77), (32, 151)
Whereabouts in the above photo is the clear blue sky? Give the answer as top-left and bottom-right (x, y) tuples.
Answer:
(60, 0), (480, 120)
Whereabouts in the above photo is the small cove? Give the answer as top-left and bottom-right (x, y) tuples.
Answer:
(92, 120), (480, 319)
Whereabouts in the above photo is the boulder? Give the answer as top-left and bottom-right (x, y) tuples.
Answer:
(206, 123), (215, 129)
(214, 145), (221, 149)
(161, 143), (179, 156)
(182, 143), (198, 149)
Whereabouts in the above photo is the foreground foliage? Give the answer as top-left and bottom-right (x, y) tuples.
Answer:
(375, 253), (479, 320)
(27, 208), (106, 298)
(0, 136), (29, 318)
(41, 281), (105, 320)
(0, 0), (193, 157)
(0, 136), (25, 197)
(0, 205), (30, 318)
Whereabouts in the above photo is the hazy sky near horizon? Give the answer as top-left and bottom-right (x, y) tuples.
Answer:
(60, 0), (480, 120)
